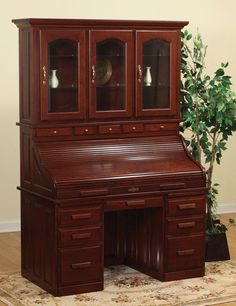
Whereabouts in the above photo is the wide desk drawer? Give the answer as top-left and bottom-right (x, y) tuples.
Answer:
(59, 245), (102, 286)
(105, 197), (163, 211)
(167, 234), (205, 272)
(58, 206), (102, 227)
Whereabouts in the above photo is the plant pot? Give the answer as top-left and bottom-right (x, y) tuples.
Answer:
(205, 232), (230, 262)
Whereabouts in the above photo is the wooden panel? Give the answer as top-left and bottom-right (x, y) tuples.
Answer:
(59, 245), (103, 286)
(21, 192), (56, 292)
(58, 226), (102, 247)
(58, 206), (102, 227)
(166, 234), (205, 272)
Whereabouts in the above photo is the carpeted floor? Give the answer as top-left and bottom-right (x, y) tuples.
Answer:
(1, 261), (236, 306)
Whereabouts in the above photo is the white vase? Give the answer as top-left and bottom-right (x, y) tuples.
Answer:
(144, 66), (152, 86)
(50, 70), (59, 88)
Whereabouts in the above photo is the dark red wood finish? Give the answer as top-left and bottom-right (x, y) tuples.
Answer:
(13, 18), (207, 297)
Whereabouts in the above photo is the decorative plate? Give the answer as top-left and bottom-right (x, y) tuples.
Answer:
(96, 58), (112, 85)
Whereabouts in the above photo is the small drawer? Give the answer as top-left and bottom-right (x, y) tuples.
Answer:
(167, 196), (205, 217)
(99, 125), (121, 134)
(167, 234), (204, 272)
(58, 226), (102, 247)
(145, 123), (177, 132)
(59, 245), (103, 286)
(123, 123), (144, 133)
(75, 126), (97, 136)
(58, 206), (101, 227)
(167, 216), (204, 235)
(36, 127), (72, 137)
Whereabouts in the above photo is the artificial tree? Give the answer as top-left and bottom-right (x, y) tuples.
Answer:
(180, 30), (236, 234)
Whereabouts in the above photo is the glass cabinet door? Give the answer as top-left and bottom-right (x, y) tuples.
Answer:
(40, 30), (85, 120)
(136, 31), (177, 117)
(89, 31), (133, 118)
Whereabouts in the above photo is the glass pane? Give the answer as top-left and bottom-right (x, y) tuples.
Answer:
(48, 39), (78, 113)
(96, 39), (125, 111)
(142, 39), (170, 109)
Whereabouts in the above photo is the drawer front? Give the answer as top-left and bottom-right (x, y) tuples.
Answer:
(59, 245), (103, 285)
(167, 196), (205, 217)
(58, 226), (102, 247)
(75, 126), (97, 136)
(99, 125), (121, 134)
(145, 123), (177, 132)
(58, 206), (101, 227)
(167, 216), (204, 235)
(36, 127), (72, 137)
(123, 123), (144, 133)
(167, 234), (204, 272)
(105, 197), (163, 211)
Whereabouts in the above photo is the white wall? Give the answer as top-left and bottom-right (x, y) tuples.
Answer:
(1, 0), (236, 231)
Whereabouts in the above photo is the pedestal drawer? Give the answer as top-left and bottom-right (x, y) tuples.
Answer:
(58, 226), (102, 247)
(167, 196), (205, 217)
(58, 206), (102, 227)
(167, 234), (204, 272)
(59, 245), (103, 286)
(167, 216), (204, 235)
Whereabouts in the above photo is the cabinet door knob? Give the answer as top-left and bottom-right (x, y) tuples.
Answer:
(109, 127), (113, 131)
(160, 125), (165, 129)
(84, 129), (89, 133)
(42, 66), (47, 85)
(53, 130), (57, 134)
(91, 65), (96, 83)
(138, 65), (142, 83)
(132, 126), (136, 131)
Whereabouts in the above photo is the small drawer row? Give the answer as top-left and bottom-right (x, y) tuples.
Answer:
(35, 122), (177, 137)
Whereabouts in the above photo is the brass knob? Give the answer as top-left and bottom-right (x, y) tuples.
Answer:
(109, 128), (113, 132)
(132, 126), (136, 131)
(53, 130), (57, 134)
(160, 125), (164, 129)
(84, 129), (89, 133)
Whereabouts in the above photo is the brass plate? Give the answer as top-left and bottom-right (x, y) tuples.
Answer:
(96, 58), (112, 85)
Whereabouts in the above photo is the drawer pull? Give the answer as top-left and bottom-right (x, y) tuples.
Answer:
(71, 213), (92, 220)
(71, 232), (92, 240)
(160, 183), (185, 190)
(53, 130), (57, 134)
(126, 200), (145, 207)
(177, 221), (196, 229)
(177, 249), (195, 256)
(178, 203), (196, 210)
(80, 188), (109, 196)
(71, 262), (92, 269)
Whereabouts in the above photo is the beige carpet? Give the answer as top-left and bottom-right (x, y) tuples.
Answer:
(1, 261), (236, 306)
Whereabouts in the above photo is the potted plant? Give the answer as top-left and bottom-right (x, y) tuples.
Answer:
(180, 29), (236, 261)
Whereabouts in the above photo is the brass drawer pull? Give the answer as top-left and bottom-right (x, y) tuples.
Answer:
(178, 203), (196, 210)
(71, 232), (92, 240)
(71, 213), (92, 220)
(71, 262), (92, 269)
(177, 221), (196, 229)
(126, 200), (145, 207)
(177, 249), (195, 256)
